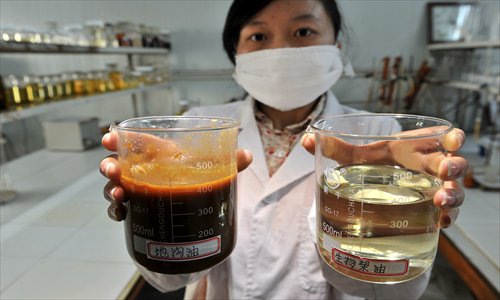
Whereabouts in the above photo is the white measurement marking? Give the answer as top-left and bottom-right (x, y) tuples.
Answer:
(360, 175), (365, 229)
(169, 175), (174, 242)
(361, 175), (391, 178)
(174, 234), (197, 238)
(173, 212), (196, 216)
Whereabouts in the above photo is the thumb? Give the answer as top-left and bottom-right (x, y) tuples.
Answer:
(301, 133), (315, 155)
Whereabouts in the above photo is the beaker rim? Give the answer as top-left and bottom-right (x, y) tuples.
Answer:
(310, 113), (454, 140)
(114, 116), (240, 133)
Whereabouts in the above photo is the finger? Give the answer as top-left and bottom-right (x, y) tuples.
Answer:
(107, 203), (126, 222)
(103, 181), (126, 203)
(437, 156), (468, 180)
(100, 155), (121, 181)
(440, 207), (459, 228)
(301, 133), (315, 155)
(434, 181), (465, 208)
(237, 149), (253, 172)
(442, 128), (465, 152)
(314, 135), (361, 164)
(102, 131), (118, 151)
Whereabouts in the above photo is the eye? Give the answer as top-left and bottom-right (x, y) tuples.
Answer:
(295, 28), (314, 37)
(250, 33), (267, 42)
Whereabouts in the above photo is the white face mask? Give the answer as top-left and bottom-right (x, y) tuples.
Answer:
(233, 45), (346, 111)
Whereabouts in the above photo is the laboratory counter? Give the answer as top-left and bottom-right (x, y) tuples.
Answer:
(0, 146), (499, 299)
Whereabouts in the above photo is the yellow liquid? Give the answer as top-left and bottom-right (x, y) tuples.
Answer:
(44, 84), (55, 100)
(54, 83), (64, 99)
(318, 164), (441, 283)
(5, 86), (22, 105)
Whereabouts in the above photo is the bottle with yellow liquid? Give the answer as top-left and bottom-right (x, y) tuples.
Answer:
(3, 75), (24, 107)
(107, 64), (127, 90)
(21, 75), (36, 104)
(32, 75), (45, 103)
(72, 72), (86, 96)
(61, 72), (74, 98)
(42, 75), (55, 101)
(91, 70), (107, 93)
(51, 74), (65, 100)
(83, 72), (96, 95)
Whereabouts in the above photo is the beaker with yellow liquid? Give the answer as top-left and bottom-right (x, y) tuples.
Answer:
(309, 114), (453, 284)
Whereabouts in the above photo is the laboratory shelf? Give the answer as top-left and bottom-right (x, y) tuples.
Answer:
(0, 42), (169, 55)
(427, 40), (500, 51)
(0, 82), (170, 124)
(425, 78), (499, 96)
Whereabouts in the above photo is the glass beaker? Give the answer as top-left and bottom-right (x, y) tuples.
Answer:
(309, 113), (452, 284)
(113, 116), (239, 274)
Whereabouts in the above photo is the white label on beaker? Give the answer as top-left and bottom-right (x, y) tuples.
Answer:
(146, 236), (221, 261)
(332, 248), (409, 276)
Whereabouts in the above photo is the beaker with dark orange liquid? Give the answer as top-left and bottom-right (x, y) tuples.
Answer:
(114, 116), (239, 274)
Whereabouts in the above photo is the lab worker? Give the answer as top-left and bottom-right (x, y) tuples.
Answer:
(100, 1), (467, 299)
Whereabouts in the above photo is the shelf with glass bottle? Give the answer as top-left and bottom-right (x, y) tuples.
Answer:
(427, 40), (500, 51)
(425, 78), (499, 96)
(0, 42), (169, 55)
(0, 82), (170, 125)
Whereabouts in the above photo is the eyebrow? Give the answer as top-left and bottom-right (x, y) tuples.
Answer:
(246, 13), (320, 26)
(291, 13), (320, 22)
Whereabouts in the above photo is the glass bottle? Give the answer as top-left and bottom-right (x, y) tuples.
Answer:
(61, 72), (74, 98)
(65, 24), (90, 47)
(104, 71), (115, 92)
(32, 75), (45, 102)
(51, 74), (65, 99)
(149, 26), (161, 48)
(72, 72), (85, 96)
(22, 75), (36, 103)
(84, 20), (107, 48)
(107, 64), (126, 90)
(3, 75), (22, 106)
(92, 70), (107, 93)
(115, 22), (133, 47)
(158, 29), (171, 50)
(105, 23), (119, 48)
(42, 75), (55, 100)
(0, 75), (6, 111)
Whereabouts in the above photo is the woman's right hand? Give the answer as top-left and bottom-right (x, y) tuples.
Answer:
(99, 131), (253, 221)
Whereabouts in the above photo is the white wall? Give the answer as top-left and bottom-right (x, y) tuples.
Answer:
(0, 0), (438, 159)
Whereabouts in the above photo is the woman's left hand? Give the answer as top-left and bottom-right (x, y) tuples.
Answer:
(301, 128), (468, 228)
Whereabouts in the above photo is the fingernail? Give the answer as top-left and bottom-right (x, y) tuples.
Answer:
(447, 161), (460, 178)
(109, 187), (117, 201)
(455, 131), (465, 148)
(108, 205), (117, 219)
(105, 163), (112, 177)
(441, 190), (456, 206)
(443, 215), (452, 227)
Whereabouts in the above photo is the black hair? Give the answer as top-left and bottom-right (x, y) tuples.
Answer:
(222, 0), (343, 65)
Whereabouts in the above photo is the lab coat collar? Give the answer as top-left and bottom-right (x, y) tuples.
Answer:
(237, 96), (271, 187)
(236, 90), (347, 201)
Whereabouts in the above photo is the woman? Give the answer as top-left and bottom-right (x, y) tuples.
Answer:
(100, 1), (467, 299)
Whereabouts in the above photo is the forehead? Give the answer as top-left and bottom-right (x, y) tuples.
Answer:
(248, 0), (330, 24)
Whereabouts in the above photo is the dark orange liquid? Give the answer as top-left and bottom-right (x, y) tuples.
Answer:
(121, 174), (237, 274)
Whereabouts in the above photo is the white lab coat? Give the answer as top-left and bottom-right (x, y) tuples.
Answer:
(135, 91), (431, 300)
